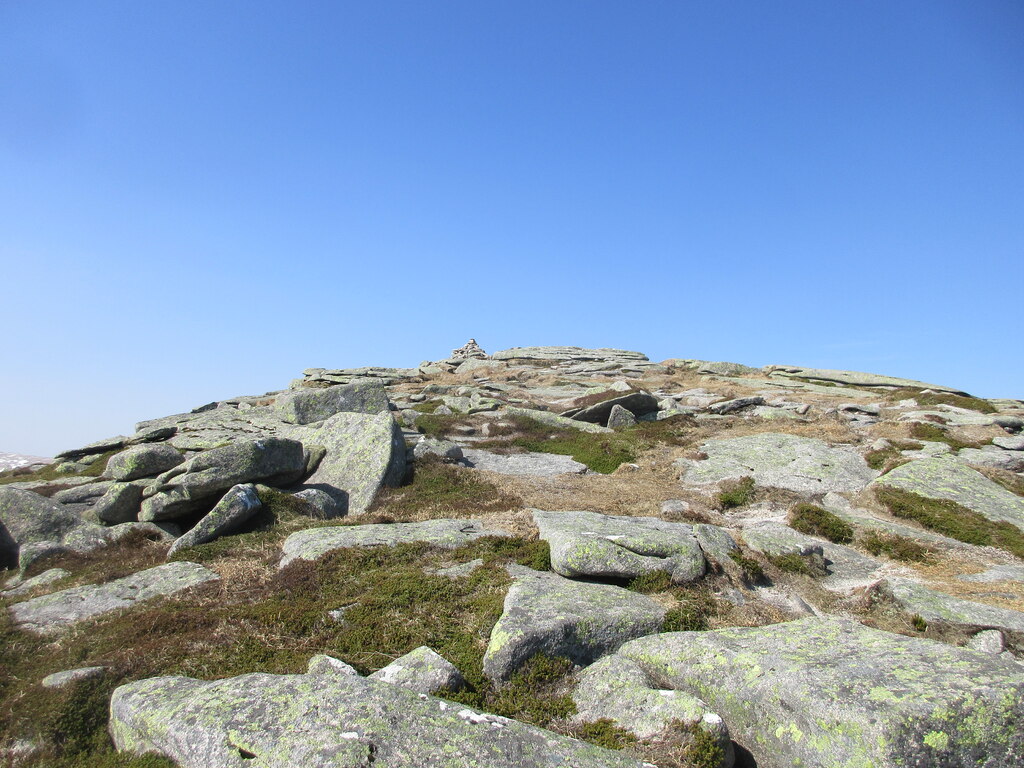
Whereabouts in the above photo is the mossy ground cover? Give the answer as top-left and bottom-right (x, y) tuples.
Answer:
(874, 485), (1024, 559)
(864, 440), (920, 472)
(0, 451), (119, 488)
(859, 529), (933, 562)
(715, 476), (755, 509)
(788, 503), (853, 544)
(888, 388), (998, 414)
(0, 530), (557, 765)
(908, 422), (989, 450)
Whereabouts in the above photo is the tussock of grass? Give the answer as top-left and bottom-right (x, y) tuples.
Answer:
(411, 400), (443, 414)
(414, 413), (467, 438)
(370, 457), (523, 519)
(627, 570), (673, 594)
(728, 550), (764, 583)
(770, 553), (827, 578)
(662, 590), (718, 632)
(874, 485), (1024, 559)
(860, 530), (932, 562)
(715, 477), (754, 509)
(631, 719), (726, 768)
(567, 719), (637, 750)
(788, 503), (854, 544)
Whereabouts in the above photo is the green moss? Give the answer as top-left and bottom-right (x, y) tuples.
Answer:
(788, 503), (854, 544)
(912, 614), (928, 632)
(411, 400), (443, 414)
(908, 423), (987, 450)
(662, 591), (717, 632)
(770, 553), (827, 578)
(685, 724), (727, 768)
(874, 486), (1024, 559)
(627, 570), (673, 594)
(371, 457), (523, 518)
(511, 431), (636, 474)
(728, 550), (764, 583)
(571, 719), (638, 750)
(860, 529), (932, 562)
(715, 476), (754, 509)
(890, 388), (997, 414)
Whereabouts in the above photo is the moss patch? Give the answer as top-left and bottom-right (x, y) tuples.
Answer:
(715, 476), (755, 509)
(860, 529), (933, 562)
(788, 503), (854, 544)
(890, 388), (997, 414)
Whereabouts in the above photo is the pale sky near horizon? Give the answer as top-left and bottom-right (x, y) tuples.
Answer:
(1, 1), (1022, 456)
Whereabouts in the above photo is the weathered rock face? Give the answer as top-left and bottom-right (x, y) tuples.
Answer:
(9, 562), (219, 635)
(280, 519), (511, 568)
(274, 380), (390, 424)
(566, 392), (659, 425)
(140, 438), (307, 521)
(865, 578), (1024, 636)
(492, 346), (649, 365)
(297, 411), (406, 514)
(764, 365), (970, 395)
(503, 406), (613, 434)
(532, 509), (707, 584)
(681, 433), (877, 494)
(460, 449), (588, 477)
(368, 646), (466, 694)
(483, 566), (665, 682)
(109, 671), (648, 768)
(93, 482), (144, 524)
(104, 444), (185, 481)
(166, 484), (263, 557)
(872, 457), (1024, 530)
(0, 488), (86, 567)
(611, 617), (1024, 768)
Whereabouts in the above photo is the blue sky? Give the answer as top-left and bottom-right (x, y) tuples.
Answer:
(2, 1), (1022, 456)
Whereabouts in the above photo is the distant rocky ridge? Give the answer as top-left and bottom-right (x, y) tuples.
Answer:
(2, 342), (1023, 767)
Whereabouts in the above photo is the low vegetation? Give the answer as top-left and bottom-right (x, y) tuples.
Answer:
(728, 550), (765, 583)
(874, 486), (1024, 559)
(907, 423), (988, 451)
(662, 590), (719, 632)
(770, 553), (828, 578)
(0, 451), (119, 488)
(860, 529), (933, 562)
(370, 456), (523, 519)
(715, 476), (755, 509)
(788, 503), (854, 543)
(889, 388), (998, 414)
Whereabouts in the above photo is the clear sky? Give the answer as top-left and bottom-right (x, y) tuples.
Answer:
(1, 1), (1022, 456)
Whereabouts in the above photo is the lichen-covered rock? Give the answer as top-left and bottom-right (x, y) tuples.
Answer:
(140, 438), (306, 521)
(606, 404), (637, 428)
(461, 449), (588, 477)
(280, 519), (511, 568)
(93, 482), (144, 524)
(569, 392), (659, 425)
(0, 488), (81, 567)
(413, 437), (464, 462)
(572, 654), (732, 765)
(681, 433), (877, 494)
(369, 646), (466, 694)
(532, 509), (706, 584)
(764, 365), (969, 395)
(612, 617), (1024, 768)
(865, 578), (1024, 636)
(275, 380), (390, 424)
(9, 562), (219, 635)
(166, 484), (262, 557)
(289, 488), (343, 518)
(297, 411), (406, 514)
(109, 671), (648, 768)
(692, 524), (739, 565)
(741, 522), (825, 558)
(707, 396), (765, 415)
(503, 407), (612, 434)
(492, 346), (649, 364)
(1, 568), (70, 597)
(42, 666), (107, 689)
(483, 566), (665, 682)
(306, 654), (359, 677)
(872, 457), (1024, 530)
(104, 444), (184, 482)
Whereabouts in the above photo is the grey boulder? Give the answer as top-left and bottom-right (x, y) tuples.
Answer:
(0, 488), (87, 567)
(865, 578), (1024, 636)
(9, 561), (219, 635)
(166, 484), (263, 557)
(42, 666), (108, 689)
(140, 438), (306, 521)
(368, 646), (466, 694)
(568, 392), (659, 426)
(93, 482), (144, 524)
(483, 566), (665, 682)
(109, 670), (648, 768)
(280, 519), (511, 568)
(461, 448), (588, 477)
(275, 380), (390, 424)
(532, 509), (706, 584)
(611, 617), (1024, 768)
(104, 444), (185, 482)
(413, 437), (464, 462)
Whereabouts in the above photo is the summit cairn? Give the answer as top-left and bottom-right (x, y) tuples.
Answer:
(451, 338), (488, 360)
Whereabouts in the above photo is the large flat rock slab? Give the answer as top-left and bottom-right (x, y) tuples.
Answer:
(483, 566), (665, 682)
(274, 379), (390, 424)
(298, 411), (407, 514)
(681, 433), (877, 494)
(9, 562), (219, 635)
(872, 457), (1024, 530)
(109, 671), (647, 768)
(866, 578), (1024, 635)
(532, 509), (707, 584)
(764, 365), (969, 395)
(492, 346), (649, 364)
(461, 449), (588, 477)
(612, 617), (1024, 768)
(279, 519), (512, 568)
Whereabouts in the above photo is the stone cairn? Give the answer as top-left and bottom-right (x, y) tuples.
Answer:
(451, 338), (488, 360)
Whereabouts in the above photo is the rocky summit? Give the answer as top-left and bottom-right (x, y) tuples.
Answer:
(2, 343), (1023, 768)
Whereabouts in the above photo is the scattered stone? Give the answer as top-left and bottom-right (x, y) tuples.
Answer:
(413, 437), (464, 462)
(606, 404), (637, 428)
(1, 568), (70, 597)
(306, 654), (359, 677)
(681, 433), (877, 494)
(451, 338), (488, 359)
(289, 488), (343, 518)
(369, 646), (466, 694)
(707, 396), (765, 415)
(660, 499), (691, 516)
(275, 380), (390, 424)
(9, 562), (219, 635)
(532, 509), (706, 584)
(610, 617), (1024, 768)
(460, 448), (588, 477)
(504, 406), (613, 434)
(432, 559), (485, 579)
(570, 392), (659, 426)
(872, 457), (1024, 530)
(280, 519), (511, 568)
(482, 566), (665, 682)
(492, 346), (649, 365)
(968, 630), (1006, 655)
(166, 484), (262, 557)
(109, 671), (648, 768)
(993, 436), (1024, 450)
(864, 578), (1024, 635)
(104, 444), (185, 482)
(140, 438), (307, 521)
(957, 447), (1024, 472)
(42, 666), (108, 689)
